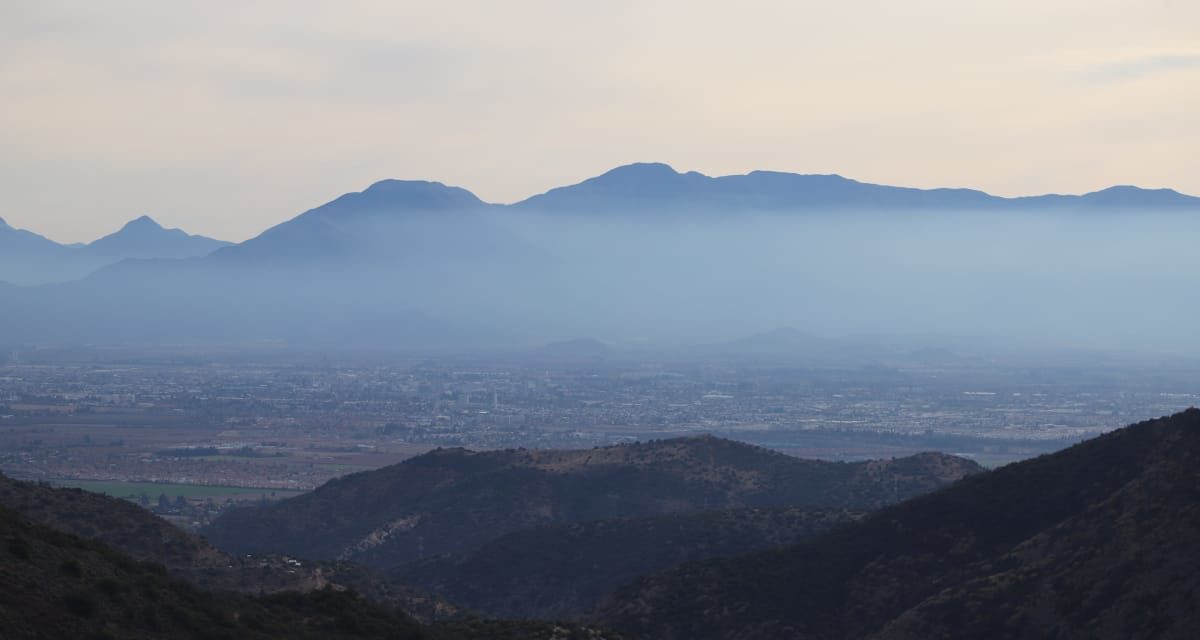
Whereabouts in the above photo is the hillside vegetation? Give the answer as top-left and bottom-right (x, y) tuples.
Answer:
(0, 506), (434, 640)
(395, 506), (862, 619)
(0, 483), (626, 638)
(596, 409), (1200, 640)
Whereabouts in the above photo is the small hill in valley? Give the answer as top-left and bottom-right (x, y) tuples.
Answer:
(203, 436), (982, 569)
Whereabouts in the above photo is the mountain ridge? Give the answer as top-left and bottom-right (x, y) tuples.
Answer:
(8, 163), (1199, 245)
(511, 163), (1200, 214)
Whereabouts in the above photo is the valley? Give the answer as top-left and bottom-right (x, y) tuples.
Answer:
(3, 346), (1195, 530)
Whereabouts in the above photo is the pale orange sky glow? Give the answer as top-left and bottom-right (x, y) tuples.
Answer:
(1, 0), (1197, 242)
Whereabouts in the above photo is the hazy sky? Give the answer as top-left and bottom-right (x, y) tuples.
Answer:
(2, 1), (1197, 243)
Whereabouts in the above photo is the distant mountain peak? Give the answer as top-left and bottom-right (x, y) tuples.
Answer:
(598, 162), (681, 179)
(745, 169), (852, 182)
(1076, 184), (1197, 208)
(516, 162), (708, 211)
(363, 178), (455, 193)
(80, 214), (230, 263)
(325, 178), (486, 213)
(585, 162), (695, 190)
(0, 216), (9, 229)
(121, 214), (165, 231)
(1092, 184), (1171, 194)
(542, 337), (611, 355)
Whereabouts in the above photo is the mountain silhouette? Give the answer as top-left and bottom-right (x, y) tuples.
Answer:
(83, 215), (229, 262)
(513, 163), (1200, 214)
(0, 215), (227, 285)
(212, 180), (494, 265)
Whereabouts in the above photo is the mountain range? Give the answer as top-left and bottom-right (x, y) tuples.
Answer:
(0, 214), (229, 286)
(10, 164), (1199, 281)
(3, 163), (1200, 348)
(513, 163), (1200, 215)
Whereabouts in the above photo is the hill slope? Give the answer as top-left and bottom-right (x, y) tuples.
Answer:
(0, 473), (223, 569)
(0, 505), (435, 640)
(204, 436), (981, 569)
(0, 475), (635, 638)
(0, 473), (458, 621)
(0, 504), (625, 639)
(0, 217), (78, 285)
(596, 409), (1200, 640)
(394, 506), (862, 619)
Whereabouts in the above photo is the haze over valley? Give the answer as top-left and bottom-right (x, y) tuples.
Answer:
(4, 163), (1200, 352)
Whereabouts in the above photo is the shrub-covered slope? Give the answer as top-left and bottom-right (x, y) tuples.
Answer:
(0, 506), (433, 640)
(596, 409), (1200, 640)
(395, 506), (862, 619)
(0, 472), (458, 621)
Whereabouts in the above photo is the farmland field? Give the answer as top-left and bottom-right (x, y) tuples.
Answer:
(51, 479), (303, 500)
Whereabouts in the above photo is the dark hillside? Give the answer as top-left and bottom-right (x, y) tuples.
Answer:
(0, 506), (432, 640)
(0, 473), (457, 621)
(596, 409), (1200, 640)
(395, 506), (863, 619)
(0, 474), (223, 569)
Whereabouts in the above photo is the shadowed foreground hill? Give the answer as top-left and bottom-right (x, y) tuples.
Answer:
(0, 473), (457, 621)
(0, 506), (433, 640)
(0, 473), (223, 569)
(394, 506), (863, 619)
(0, 481), (628, 638)
(204, 436), (982, 568)
(596, 409), (1200, 640)
(0, 506), (626, 640)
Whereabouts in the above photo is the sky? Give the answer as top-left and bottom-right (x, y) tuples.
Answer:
(1, 0), (1197, 243)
